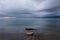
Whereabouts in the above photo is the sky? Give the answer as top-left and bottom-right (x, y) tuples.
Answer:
(0, 0), (60, 17)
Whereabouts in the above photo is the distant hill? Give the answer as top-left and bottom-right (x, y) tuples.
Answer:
(42, 15), (60, 18)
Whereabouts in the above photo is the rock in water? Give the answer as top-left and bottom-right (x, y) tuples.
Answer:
(25, 32), (33, 36)
(25, 28), (35, 30)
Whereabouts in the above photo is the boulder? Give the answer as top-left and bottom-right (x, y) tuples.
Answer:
(25, 28), (35, 30)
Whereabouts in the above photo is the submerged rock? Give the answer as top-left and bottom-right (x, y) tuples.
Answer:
(25, 32), (33, 36)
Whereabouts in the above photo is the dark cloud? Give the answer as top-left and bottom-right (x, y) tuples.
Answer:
(0, 0), (60, 17)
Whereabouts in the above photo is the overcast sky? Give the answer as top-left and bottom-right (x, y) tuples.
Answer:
(0, 0), (60, 17)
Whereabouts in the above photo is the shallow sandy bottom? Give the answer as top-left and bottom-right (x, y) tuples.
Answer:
(0, 30), (60, 40)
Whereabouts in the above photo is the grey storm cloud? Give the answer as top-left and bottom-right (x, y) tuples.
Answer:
(36, 0), (60, 10)
(0, 0), (60, 17)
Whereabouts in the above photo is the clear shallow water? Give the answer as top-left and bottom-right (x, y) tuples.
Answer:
(0, 18), (60, 33)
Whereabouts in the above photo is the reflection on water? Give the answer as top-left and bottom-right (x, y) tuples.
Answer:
(0, 18), (60, 34)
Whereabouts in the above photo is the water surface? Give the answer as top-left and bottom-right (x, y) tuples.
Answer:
(0, 18), (60, 34)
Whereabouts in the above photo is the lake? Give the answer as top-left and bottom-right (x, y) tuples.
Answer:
(0, 18), (60, 34)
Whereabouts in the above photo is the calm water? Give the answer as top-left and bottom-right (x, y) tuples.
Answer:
(0, 18), (60, 34)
